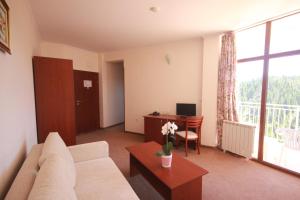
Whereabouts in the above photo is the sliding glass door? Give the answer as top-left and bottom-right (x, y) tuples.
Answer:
(236, 12), (300, 174)
(264, 56), (300, 173)
(263, 14), (300, 173)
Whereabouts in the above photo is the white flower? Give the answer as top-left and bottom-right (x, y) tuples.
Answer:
(167, 121), (172, 129)
(169, 122), (178, 135)
(161, 123), (168, 135)
(171, 122), (178, 130)
(161, 121), (178, 135)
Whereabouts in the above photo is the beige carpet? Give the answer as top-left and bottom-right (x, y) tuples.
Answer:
(77, 124), (300, 200)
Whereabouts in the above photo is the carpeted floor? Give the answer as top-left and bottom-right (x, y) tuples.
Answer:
(77, 124), (300, 200)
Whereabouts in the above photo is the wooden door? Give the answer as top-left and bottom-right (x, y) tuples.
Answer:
(33, 56), (76, 146)
(74, 70), (100, 133)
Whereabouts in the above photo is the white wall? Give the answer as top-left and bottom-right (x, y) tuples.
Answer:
(102, 62), (125, 127)
(40, 41), (99, 72)
(0, 0), (41, 197)
(201, 34), (221, 146)
(99, 39), (203, 133)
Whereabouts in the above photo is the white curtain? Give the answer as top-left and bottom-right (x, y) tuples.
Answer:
(217, 32), (239, 147)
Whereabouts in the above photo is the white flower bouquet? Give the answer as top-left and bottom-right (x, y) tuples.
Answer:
(156, 121), (178, 156)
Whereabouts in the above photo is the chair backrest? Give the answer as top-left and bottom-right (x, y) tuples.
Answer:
(276, 128), (300, 150)
(185, 116), (204, 135)
(284, 129), (300, 150)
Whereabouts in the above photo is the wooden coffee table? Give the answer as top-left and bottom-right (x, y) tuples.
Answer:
(126, 142), (208, 200)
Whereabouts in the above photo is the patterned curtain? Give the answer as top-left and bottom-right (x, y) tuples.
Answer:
(217, 32), (239, 147)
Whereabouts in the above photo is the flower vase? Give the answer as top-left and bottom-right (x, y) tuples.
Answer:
(161, 154), (172, 168)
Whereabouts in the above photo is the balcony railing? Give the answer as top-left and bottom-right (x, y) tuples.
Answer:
(238, 102), (300, 172)
(237, 102), (300, 139)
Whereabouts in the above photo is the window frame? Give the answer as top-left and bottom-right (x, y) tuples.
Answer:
(236, 13), (300, 176)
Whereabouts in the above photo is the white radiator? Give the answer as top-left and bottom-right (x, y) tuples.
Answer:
(222, 120), (256, 159)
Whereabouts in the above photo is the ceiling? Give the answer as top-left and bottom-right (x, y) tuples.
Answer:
(29, 0), (300, 52)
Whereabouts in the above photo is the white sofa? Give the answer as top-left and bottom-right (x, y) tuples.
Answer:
(5, 132), (139, 200)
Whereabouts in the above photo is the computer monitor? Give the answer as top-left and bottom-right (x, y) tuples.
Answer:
(176, 103), (196, 116)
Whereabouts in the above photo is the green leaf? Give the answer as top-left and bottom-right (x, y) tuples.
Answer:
(168, 142), (173, 151)
(162, 142), (173, 155)
(163, 144), (168, 155)
(155, 151), (164, 157)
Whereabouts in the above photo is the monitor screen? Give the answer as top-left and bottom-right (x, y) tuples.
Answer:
(176, 103), (196, 116)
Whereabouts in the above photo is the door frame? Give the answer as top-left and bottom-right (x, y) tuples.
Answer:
(102, 60), (126, 129)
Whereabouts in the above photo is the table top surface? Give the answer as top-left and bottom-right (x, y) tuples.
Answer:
(144, 114), (203, 122)
(144, 114), (185, 120)
(126, 141), (208, 189)
(144, 114), (192, 120)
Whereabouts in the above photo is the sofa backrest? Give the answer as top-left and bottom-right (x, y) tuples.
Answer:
(5, 144), (43, 200)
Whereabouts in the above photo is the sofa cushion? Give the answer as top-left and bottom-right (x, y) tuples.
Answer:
(28, 154), (77, 200)
(38, 132), (76, 187)
(68, 141), (109, 163)
(75, 158), (139, 200)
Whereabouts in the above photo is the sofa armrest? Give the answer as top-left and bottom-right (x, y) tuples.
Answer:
(68, 141), (109, 162)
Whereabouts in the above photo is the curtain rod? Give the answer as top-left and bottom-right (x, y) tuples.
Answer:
(235, 9), (300, 33)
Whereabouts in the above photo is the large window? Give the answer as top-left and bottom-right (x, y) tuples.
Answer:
(236, 13), (300, 174)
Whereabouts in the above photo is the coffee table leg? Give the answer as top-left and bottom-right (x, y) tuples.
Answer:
(129, 154), (139, 177)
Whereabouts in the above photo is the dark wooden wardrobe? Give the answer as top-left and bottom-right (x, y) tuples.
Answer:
(33, 56), (76, 146)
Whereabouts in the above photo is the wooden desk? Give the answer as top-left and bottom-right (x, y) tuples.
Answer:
(144, 114), (188, 144)
(126, 142), (208, 200)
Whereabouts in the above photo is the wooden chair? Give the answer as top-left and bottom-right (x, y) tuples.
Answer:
(175, 116), (203, 157)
